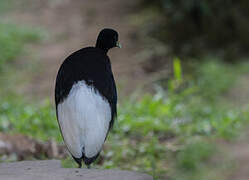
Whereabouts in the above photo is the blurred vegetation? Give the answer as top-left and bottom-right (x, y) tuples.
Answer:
(0, 23), (43, 70)
(140, 0), (249, 61)
(0, 1), (13, 13)
(1, 57), (249, 179)
(0, 2), (249, 180)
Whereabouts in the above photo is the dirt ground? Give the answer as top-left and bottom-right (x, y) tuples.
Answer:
(1, 0), (249, 179)
(0, 160), (153, 180)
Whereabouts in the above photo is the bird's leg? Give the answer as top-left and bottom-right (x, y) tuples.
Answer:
(78, 163), (82, 168)
(87, 164), (91, 169)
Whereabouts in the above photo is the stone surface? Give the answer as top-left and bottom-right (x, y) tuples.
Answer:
(0, 160), (153, 180)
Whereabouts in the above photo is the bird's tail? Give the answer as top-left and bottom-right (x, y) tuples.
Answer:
(72, 156), (82, 168)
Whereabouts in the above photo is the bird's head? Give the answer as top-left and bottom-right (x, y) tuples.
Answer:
(96, 28), (121, 53)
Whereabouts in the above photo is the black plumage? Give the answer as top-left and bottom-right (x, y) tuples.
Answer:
(55, 28), (119, 168)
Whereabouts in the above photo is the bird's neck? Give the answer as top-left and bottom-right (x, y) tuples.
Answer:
(95, 42), (109, 54)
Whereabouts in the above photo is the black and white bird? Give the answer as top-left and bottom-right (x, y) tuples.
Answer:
(55, 28), (120, 168)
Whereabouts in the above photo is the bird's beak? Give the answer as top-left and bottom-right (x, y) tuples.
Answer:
(116, 41), (122, 48)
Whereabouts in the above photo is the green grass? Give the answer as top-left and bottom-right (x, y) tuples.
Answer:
(0, 23), (43, 70)
(0, 57), (249, 179)
(0, 98), (60, 141)
(0, 0), (13, 13)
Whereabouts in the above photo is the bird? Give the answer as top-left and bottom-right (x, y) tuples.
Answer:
(55, 28), (120, 168)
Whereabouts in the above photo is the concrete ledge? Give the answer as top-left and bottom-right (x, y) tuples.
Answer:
(0, 160), (153, 180)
